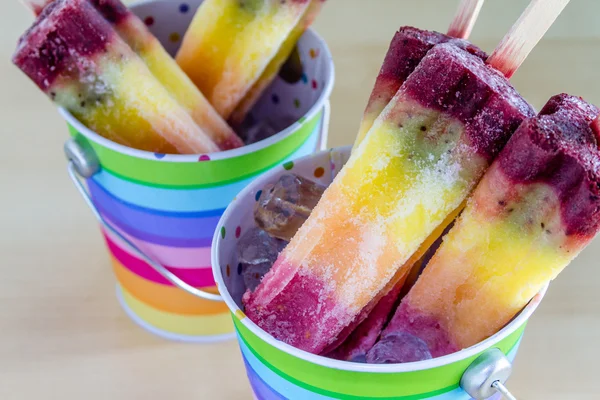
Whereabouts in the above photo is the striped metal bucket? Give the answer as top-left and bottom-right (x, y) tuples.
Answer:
(62, 0), (334, 342)
(212, 146), (546, 399)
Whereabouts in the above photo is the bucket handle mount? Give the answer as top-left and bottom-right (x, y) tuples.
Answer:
(461, 348), (517, 400)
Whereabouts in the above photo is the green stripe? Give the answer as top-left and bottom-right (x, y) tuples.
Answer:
(234, 317), (526, 398)
(67, 111), (321, 188)
(238, 329), (457, 400)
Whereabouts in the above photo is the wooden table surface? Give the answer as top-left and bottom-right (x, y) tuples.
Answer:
(1, 1), (599, 398)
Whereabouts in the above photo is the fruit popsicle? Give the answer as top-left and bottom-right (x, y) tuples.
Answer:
(175, 0), (312, 119)
(377, 94), (600, 360)
(332, 1), (487, 357)
(22, 0), (243, 150)
(228, 0), (325, 127)
(14, 0), (220, 154)
(243, 42), (534, 354)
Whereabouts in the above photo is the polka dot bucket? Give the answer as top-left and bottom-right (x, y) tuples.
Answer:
(63, 0), (334, 342)
(211, 146), (548, 399)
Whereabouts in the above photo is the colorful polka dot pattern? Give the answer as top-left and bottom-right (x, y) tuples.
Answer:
(179, 3), (190, 13)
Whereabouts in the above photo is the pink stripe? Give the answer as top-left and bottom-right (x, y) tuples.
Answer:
(103, 233), (216, 288)
(101, 221), (211, 268)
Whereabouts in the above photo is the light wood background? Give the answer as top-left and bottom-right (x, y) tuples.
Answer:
(1, 1), (599, 398)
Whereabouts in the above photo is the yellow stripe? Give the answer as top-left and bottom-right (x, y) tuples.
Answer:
(121, 287), (234, 336)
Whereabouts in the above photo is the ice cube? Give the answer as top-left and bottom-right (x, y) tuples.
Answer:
(366, 332), (433, 364)
(236, 227), (288, 291)
(254, 174), (326, 241)
(237, 115), (298, 144)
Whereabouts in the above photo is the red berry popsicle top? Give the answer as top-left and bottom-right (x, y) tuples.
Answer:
(375, 27), (487, 93)
(13, 0), (116, 92)
(357, 27), (489, 143)
(496, 93), (600, 237)
(402, 42), (535, 162)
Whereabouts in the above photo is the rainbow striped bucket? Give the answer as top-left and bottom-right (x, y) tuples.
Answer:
(62, 0), (334, 342)
(212, 146), (547, 398)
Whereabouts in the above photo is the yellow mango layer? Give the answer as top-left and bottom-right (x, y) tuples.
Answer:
(404, 167), (578, 349)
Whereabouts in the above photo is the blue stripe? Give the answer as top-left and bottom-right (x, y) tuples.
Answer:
(88, 179), (226, 218)
(243, 358), (288, 400)
(90, 118), (322, 213)
(91, 187), (220, 240)
(102, 214), (213, 248)
(92, 169), (253, 213)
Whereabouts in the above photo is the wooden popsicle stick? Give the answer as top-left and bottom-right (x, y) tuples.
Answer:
(20, 0), (51, 16)
(447, 0), (485, 39)
(487, 0), (571, 78)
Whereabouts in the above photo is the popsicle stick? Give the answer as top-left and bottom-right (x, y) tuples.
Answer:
(487, 0), (571, 78)
(447, 0), (485, 39)
(20, 0), (52, 16)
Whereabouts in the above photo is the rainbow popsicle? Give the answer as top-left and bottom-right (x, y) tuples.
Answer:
(243, 42), (534, 354)
(353, 27), (487, 149)
(23, 0), (243, 150)
(13, 0), (219, 154)
(376, 94), (600, 360)
(228, 0), (325, 127)
(175, 0), (312, 119)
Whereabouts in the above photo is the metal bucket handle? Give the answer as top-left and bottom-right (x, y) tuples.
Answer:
(461, 348), (518, 399)
(64, 139), (224, 302)
(63, 102), (331, 303)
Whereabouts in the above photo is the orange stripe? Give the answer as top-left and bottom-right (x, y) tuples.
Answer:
(120, 286), (234, 337)
(111, 256), (229, 315)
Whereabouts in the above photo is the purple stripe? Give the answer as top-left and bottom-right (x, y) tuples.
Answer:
(242, 357), (287, 400)
(89, 181), (219, 240)
(102, 214), (213, 248)
(87, 178), (226, 218)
